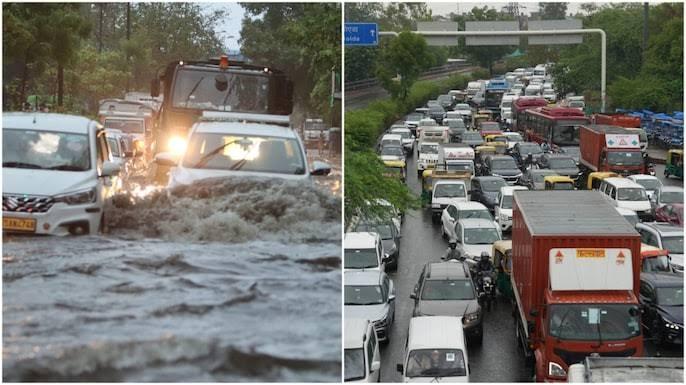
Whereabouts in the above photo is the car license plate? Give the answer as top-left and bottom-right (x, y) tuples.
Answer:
(3, 217), (36, 232)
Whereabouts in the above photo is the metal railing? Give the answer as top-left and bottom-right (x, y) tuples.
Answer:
(345, 62), (472, 92)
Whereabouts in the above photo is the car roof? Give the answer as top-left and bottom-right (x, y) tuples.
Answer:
(660, 186), (683, 192)
(641, 272), (684, 288)
(501, 186), (528, 195)
(390, 127), (410, 132)
(426, 261), (470, 279)
(344, 318), (371, 349)
(637, 222), (683, 235)
(629, 174), (660, 181)
(458, 218), (498, 229)
(382, 133), (402, 139)
(344, 270), (383, 286)
(474, 175), (505, 182)
(344, 232), (379, 248)
(454, 201), (488, 210)
(603, 177), (644, 188)
(3, 112), (97, 134)
(192, 121), (297, 139)
(408, 316), (465, 350)
(542, 154), (574, 160)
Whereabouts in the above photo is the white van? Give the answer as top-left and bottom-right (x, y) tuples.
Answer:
(344, 232), (389, 272)
(466, 81), (482, 99)
(524, 84), (542, 96)
(598, 177), (653, 221)
(534, 64), (546, 77)
(419, 127), (449, 144)
(397, 316), (470, 382)
(345, 319), (381, 382)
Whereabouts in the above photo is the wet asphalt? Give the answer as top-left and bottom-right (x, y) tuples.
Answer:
(376, 144), (683, 382)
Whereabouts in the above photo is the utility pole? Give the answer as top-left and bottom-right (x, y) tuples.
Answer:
(126, 2), (131, 92)
(642, 2), (649, 65)
(98, 3), (104, 53)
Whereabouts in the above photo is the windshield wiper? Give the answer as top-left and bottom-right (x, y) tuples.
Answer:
(47, 164), (86, 171)
(3, 161), (43, 169)
(184, 77), (205, 107)
(192, 139), (240, 168)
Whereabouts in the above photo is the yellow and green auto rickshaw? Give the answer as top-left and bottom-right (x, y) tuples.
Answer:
(492, 240), (513, 299)
(586, 171), (619, 190)
(544, 175), (576, 190)
(664, 149), (683, 179)
(383, 159), (407, 183)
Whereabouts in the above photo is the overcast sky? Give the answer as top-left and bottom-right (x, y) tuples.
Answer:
(428, 1), (587, 17)
(205, 2), (244, 51)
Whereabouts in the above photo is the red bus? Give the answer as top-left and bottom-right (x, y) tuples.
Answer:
(522, 107), (590, 148)
(512, 97), (548, 133)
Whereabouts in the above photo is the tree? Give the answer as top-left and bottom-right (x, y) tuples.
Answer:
(375, 32), (432, 101)
(538, 2), (568, 20)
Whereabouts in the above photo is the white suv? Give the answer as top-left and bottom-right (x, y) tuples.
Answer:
(344, 232), (388, 272)
(495, 186), (528, 232)
(3, 113), (121, 235)
(344, 319), (381, 382)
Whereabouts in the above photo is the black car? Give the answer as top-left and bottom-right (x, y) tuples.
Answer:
(460, 131), (484, 147)
(428, 105), (446, 124)
(353, 220), (401, 271)
(510, 141), (545, 170)
(537, 154), (580, 181)
(639, 273), (683, 345)
(470, 176), (508, 212)
(411, 261), (483, 344)
(480, 155), (522, 184)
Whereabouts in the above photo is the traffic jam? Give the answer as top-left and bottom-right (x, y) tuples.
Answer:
(3, 56), (342, 381)
(344, 64), (683, 382)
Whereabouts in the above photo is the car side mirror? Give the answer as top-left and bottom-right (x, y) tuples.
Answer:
(396, 364), (404, 373)
(371, 361), (381, 372)
(310, 161), (331, 176)
(154, 152), (180, 167)
(410, 292), (417, 299)
(101, 161), (121, 177)
(388, 294), (396, 302)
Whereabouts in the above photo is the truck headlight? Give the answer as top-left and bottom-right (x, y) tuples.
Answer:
(548, 362), (566, 377)
(54, 187), (97, 205)
(168, 136), (187, 155)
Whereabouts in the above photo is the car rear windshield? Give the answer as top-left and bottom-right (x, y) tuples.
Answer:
(381, 146), (403, 156)
(459, 209), (492, 220)
(634, 179), (661, 190)
(104, 118), (144, 134)
(481, 179), (507, 191)
(462, 132), (482, 141)
(549, 158), (577, 169)
(406, 349), (466, 378)
(491, 158), (517, 170)
(3, 128), (91, 171)
(344, 249), (378, 269)
(345, 285), (384, 305)
(518, 144), (543, 155)
(344, 348), (365, 381)
(355, 223), (393, 240)
(463, 228), (500, 245)
(421, 279), (474, 300)
(656, 287), (683, 306)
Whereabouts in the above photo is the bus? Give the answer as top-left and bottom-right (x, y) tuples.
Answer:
(512, 97), (548, 133)
(521, 107), (590, 148)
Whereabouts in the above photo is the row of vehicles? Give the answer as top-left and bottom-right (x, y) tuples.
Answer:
(3, 56), (331, 236)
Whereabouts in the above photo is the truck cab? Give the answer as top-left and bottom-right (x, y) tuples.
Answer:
(579, 125), (646, 177)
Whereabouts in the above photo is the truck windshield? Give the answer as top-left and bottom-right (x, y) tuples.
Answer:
(656, 287), (683, 306)
(3, 128), (91, 171)
(171, 68), (269, 113)
(344, 249), (378, 269)
(344, 348), (365, 381)
(406, 349), (466, 378)
(617, 188), (648, 201)
(552, 123), (581, 146)
(421, 279), (474, 300)
(345, 285), (384, 305)
(104, 118), (144, 134)
(608, 151), (643, 166)
(434, 184), (466, 198)
(182, 133), (305, 175)
(548, 304), (641, 341)
(485, 91), (503, 108)
(420, 144), (439, 154)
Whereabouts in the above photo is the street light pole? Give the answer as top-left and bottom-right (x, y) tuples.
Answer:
(380, 29), (607, 112)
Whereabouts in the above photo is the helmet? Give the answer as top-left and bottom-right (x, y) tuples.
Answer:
(449, 238), (457, 249)
(480, 251), (490, 260)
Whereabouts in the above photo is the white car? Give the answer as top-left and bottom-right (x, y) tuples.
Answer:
(345, 319), (381, 383)
(431, 180), (468, 222)
(598, 177), (653, 221)
(494, 186), (528, 232)
(502, 132), (523, 149)
(3, 113), (121, 235)
(455, 218), (502, 261)
(344, 232), (388, 272)
(441, 202), (494, 241)
(627, 174), (662, 200)
(390, 127), (415, 152)
(155, 113), (330, 189)
(454, 103), (472, 122)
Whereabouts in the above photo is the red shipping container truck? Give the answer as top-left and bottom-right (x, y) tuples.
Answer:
(579, 124), (647, 177)
(511, 191), (643, 382)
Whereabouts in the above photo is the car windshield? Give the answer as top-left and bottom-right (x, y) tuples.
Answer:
(182, 133), (305, 174)
(171, 68), (269, 113)
(345, 285), (384, 305)
(634, 179), (661, 191)
(501, 195), (513, 209)
(481, 179), (507, 192)
(434, 184), (466, 198)
(617, 188), (648, 201)
(607, 151), (643, 166)
(549, 158), (577, 169)
(462, 132), (482, 141)
(506, 133), (523, 141)
(429, 106), (444, 114)
(642, 255), (672, 273)
(420, 144), (439, 154)
(549, 304), (641, 341)
(661, 236), (683, 255)
(406, 349), (466, 378)
(661, 191), (683, 204)
(392, 130), (411, 139)
(448, 120), (466, 129)
(569, 101), (584, 108)
(456, 104), (470, 111)
(344, 249), (379, 269)
(518, 144), (543, 155)
(421, 279), (474, 300)
(491, 158), (517, 170)
(106, 137), (121, 157)
(459, 209), (491, 220)
(480, 123), (499, 130)
(344, 348), (365, 381)
(463, 227), (500, 244)
(381, 146), (403, 156)
(104, 118), (144, 134)
(355, 223), (393, 240)
(622, 213), (639, 227)
(3, 128), (91, 171)
(656, 287), (683, 306)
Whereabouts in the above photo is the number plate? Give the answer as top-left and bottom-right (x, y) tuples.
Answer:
(3, 217), (36, 232)
(576, 249), (606, 258)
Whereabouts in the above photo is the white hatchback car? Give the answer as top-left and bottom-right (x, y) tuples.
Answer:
(155, 113), (330, 189)
(495, 186), (528, 232)
(455, 218), (502, 261)
(3, 113), (121, 235)
(441, 202), (494, 241)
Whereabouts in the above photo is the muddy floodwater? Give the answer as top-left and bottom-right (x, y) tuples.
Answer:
(3, 176), (341, 382)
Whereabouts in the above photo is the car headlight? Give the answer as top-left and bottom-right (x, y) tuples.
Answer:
(54, 187), (97, 205)
(500, 212), (510, 221)
(463, 311), (480, 324)
(548, 362), (566, 377)
(665, 321), (682, 330)
(387, 244), (398, 255)
(491, 173), (502, 177)
(167, 136), (187, 155)
(374, 315), (388, 328)
(431, 203), (441, 208)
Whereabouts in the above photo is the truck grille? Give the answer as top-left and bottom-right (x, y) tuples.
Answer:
(553, 348), (636, 367)
(3, 195), (54, 213)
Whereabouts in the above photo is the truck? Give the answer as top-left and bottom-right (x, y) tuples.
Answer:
(511, 191), (643, 382)
(149, 55), (293, 180)
(485, 79), (508, 119)
(592, 114), (647, 151)
(566, 356), (683, 383)
(579, 125), (648, 178)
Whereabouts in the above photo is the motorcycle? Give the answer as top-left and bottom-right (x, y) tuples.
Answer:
(477, 269), (497, 312)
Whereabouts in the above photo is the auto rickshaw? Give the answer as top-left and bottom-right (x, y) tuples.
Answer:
(490, 141), (508, 154)
(420, 169), (471, 205)
(492, 240), (513, 299)
(640, 244), (678, 274)
(544, 175), (576, 190)
(586, 171), (619, 190)
(664, 149), (683, 179)
(484, 135), (509, 154)
(383, 159), (406, 183)
(484, 134), (508, 143)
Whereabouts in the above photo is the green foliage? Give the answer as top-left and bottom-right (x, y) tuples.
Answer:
(375, 31), (432, 102)
(538, 3), (569, 19)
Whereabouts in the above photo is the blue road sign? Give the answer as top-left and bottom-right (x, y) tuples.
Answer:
(345, 23), (378, 46)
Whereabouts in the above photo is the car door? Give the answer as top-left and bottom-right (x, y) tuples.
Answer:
(638, 281), (657, 329)
(366, 329), (380, 382)
(495, 193), (503, 223)
(412, 266), (426, 313)
(383, 274), (396, 325)
(442, 205), (457, 237)
(455, 222), (466, 254)
(470, 180), (482, 203)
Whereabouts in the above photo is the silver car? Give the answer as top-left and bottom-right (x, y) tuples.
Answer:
(344, 270), (396, 342)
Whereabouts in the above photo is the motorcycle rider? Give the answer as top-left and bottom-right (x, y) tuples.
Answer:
(475, 251), (495, 293)
(441, 239), (464, 261)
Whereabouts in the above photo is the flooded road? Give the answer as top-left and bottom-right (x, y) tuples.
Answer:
(3, 176), (341, 382)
